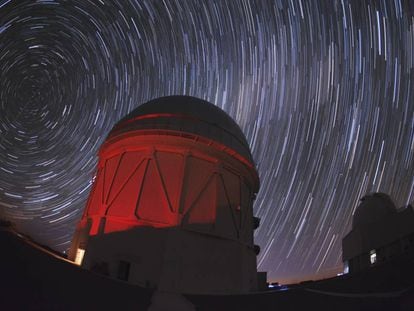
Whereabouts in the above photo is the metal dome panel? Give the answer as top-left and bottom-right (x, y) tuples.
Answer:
(107, 95), (254, 164)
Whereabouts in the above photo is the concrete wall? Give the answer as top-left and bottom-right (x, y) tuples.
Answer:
(82, 226), (258, 294)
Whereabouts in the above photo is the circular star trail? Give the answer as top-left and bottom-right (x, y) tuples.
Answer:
(0, 0), (413, 283)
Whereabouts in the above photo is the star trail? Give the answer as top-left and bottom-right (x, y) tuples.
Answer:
(0, 0), (413, 283)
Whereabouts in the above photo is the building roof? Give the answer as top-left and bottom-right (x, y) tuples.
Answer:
(107, 95), (254, 164)
(352, 193), (397, 229)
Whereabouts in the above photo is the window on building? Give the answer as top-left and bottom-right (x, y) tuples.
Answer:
(370, 249), (377, 265)
(117, 260), (130, 281)
(74, 248), (85, 265)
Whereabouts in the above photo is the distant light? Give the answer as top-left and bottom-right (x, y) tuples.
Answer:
(268, 284), (288, 291)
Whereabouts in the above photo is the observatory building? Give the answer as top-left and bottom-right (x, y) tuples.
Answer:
(69, 96), (262, 294)
(342, 193), (414, 274)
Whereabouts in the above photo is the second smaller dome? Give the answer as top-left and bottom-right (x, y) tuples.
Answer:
(352, 193), (397, 229)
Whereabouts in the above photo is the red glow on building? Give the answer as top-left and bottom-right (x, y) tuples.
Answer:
(74, 97), (259, 239)
(80, 131), (257, 237)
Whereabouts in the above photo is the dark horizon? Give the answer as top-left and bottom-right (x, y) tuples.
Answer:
(1, 226), (413, 310)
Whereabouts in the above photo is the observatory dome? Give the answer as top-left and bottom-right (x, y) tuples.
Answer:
(352, 192), (397, 229)
(107, 95), (254, 164)
(70, 95), (261, 293)
(72, 94), (259, 236)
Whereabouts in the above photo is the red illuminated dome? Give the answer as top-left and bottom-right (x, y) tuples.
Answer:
(69, 95), (261, 293)
(74, 95), (259, 235)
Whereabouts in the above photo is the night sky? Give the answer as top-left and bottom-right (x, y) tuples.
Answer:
(1, 0), (413, 284)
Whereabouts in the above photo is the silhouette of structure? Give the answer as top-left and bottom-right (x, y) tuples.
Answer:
(342, 193), (414, 274)
(69, 96), (262, 294)
(3, 225), (413, 311)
